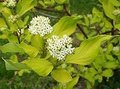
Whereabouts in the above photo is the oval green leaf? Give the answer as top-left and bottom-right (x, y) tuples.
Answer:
(23, 58), (53, 76)
(51, 69), (72, 83)
(66, 35), (111, 65)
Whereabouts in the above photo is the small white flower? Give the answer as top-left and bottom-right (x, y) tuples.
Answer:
(113, 9), (120, 15)
(47, 35), (75, 60)
(17, 29), (24, 36)
(8, 15), (18, 23)
(28, 16), (53, 36)
(3, 0), (16, 7)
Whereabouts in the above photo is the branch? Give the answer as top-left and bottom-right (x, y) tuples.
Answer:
(35, 6), (65, 14)
(111, 20), (115, 35)
(63, 4), (88, 39)
(102, 29), (120, 35)
(14, 32), (21, 44)
(77, 24), (88, 39)
(63, 4), (71, 16)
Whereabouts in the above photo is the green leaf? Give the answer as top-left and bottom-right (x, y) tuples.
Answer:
(106, 54), (114, 61)
(94, 75), (103, 83)
(49, 16), (77, 36)
(93, 54), (106, 70)
(1, 7), (18, 32)
(55, 5), (63, 11)
(0, 43), (24, 53)
(31, 34), (44, 49)
(66, 76), (79, 89)
(91, 8), (103, 24)
(16, 0), (37, 16)
(104, 61), (119, 69)
(51, 69), (72, 83)
(55, 0), (66, 4)
(3, 59), (29, 70)
(23, 16), (30, 25)
(16, 16), (30, 28)
(115, 23), (120, 30)
(0, 18), (7, 29)
(44, 0), (55, 6)
(10, 55), (18, 63)
(18, 69), (30, 76)
(102, 69), (113, 78)
(20, 42), (39, 57)
(106, 43), (113, 53)
(23, 58), (53, 76)
(83, 68), (97, 83)
(99, 0), (120, 19)
(7, 34), (18, 43)
(66, 35), (111, 65)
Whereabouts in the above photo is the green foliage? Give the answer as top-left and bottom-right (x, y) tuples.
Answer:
(0, 18), (7, 29)
(55, 0), (66, 4)
(66, 35), (111, 65)
(0, 0), (120, 89)
(69, 0), (99, 15)
(23, 58), (53, 76)
(0, 43), (24, 53)
(51, 68), (72, 83)
(99, 0), (120, 19)
(16, 0), (37, 16)
(19, 42), (39, 57)
(66, 76), (79, 89)
(49, 16), (78, 37)
(3, 59), (29, 70)
(31, 34), (44, 49)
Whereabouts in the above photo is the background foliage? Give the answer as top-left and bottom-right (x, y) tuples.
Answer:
(0, 0), (120, 89)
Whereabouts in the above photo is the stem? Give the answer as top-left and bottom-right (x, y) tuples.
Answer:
(35, 7), (65, 14)
(15, 32), (21, 44)
(111, 20), (115, 35)
(63, 4), (88, 39)
(77, 24), (88, 39)
(102, 30), (112, 34)
(44, 54), (51, 60)
(102, 30), (120, 35)
(63, 4), (71, 16)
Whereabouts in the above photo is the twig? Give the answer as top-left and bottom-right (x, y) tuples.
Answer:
(35, 6), (65, 14)
(102, 30), (120, 35)
(63, 4), (88, 39)
(63, 4), (71, 16)
(77, 24), (88, 39)
(111, 20), (115, 35)
(14, 32), (21, 44)
(36, 11), (59, 19)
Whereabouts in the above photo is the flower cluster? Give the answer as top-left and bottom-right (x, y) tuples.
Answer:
(28, 16), (53, 36)
(47, 35), (74, 60)
(8, 15), (18, 23)
(3, 0), (16, 7)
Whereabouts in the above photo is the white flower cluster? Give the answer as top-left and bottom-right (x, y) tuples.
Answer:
(8, 15), (18, 23)
(28, 16), (53, 36)
(3, 0), (16, 7)
(47, 35), (74, 60)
